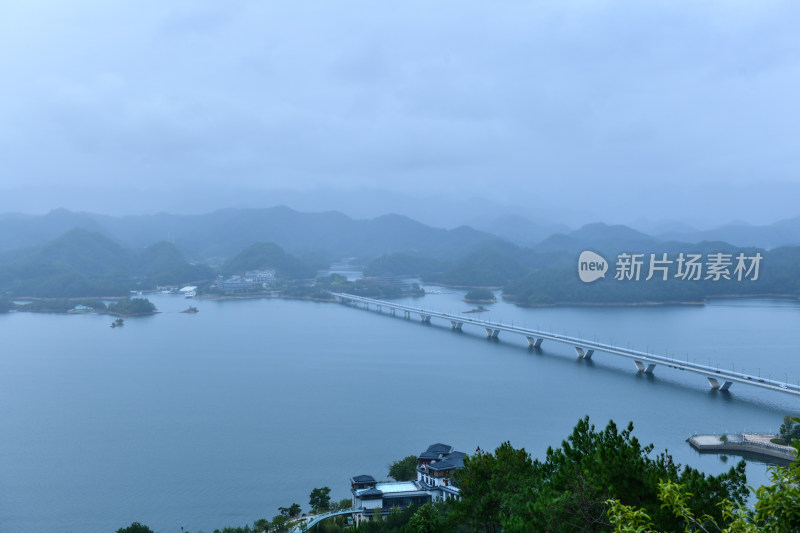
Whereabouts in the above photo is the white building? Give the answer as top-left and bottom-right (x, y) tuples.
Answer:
(350, 443), (464, 524)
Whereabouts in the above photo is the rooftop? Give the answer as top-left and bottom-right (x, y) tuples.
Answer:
(375, 481), (419, 494)
(427, 451), (466, 471)
(419, 442), (454, 459)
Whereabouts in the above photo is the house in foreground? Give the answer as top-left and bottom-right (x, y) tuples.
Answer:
(350, 443), (465, 524)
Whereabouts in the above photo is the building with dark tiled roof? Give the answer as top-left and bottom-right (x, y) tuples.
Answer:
(350, 443), (465, 524)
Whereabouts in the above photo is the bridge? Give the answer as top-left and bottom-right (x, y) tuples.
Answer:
(331, 293), (800, 397)
(290, 508), (364, 532)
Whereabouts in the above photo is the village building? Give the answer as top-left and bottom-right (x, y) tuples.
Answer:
(350, 443), (464, 524)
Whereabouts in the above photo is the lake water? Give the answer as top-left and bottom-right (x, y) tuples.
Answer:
(1, 289), (799, 533)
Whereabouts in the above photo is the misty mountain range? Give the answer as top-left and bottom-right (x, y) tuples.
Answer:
(2, 207), (800, 260)
(1, 206), (799, 300)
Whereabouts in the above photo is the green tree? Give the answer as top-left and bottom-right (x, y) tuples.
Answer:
(451, 441), (535, 532)
(389, 455), (419, 481)
(288, 502), (302, 517)
(464, 289), (496, 302)
(277, 503), (302, 518)
(609, 445), (800, 533)
(0, 298), (14, 313)
(404, 502), (441, 533)
(452, 417), (748, 533)
(116, 523), (155, 533)
(517, 417), (747, 532)
(252, 518), (270, 532)
(752, 418), (800, 531)
(778, 415), (800, 444)
(107, 297), (156, 316)
(269, 515), (289, 533)
(309, 486), (332, 513)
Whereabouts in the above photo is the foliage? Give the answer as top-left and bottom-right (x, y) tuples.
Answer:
(282, 274), (423, 301)
(0, 229), (211, 297)
(309, 486), (332, 513)
(607, 480), (758, 533)
(426, 243), (533, 287)
(752, 418), (800, 531)
(504, 246), (800, 306)
(107, 298), (157, 316)
(365, 253), (445, 278)
(452, 417), (748, 532)
(329, 498), (352, 512)
(0, 297), (13, 312)
(136, 241), (214, 285)
(609, 429), (800, 533)
(223, 242), (315, 280)
(451, 441), (535, 532)
(777, 415), (800, 444)
(14, 299), (107, 313)
(116, 523), (155, 533)
(388, 455), (418, 481)
(464, 288), (496, 302)
(278, 503), (301, 517)
(404, 502), (443, 533)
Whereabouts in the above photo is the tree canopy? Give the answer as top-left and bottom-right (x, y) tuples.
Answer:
(309, 486), (332, 513)
(116, 523), (155, 533)
(388, 455), (418, 481)
(452, 417), (748, 532)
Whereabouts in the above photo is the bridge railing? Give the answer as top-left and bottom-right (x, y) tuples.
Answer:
(331, 292), (800, 397)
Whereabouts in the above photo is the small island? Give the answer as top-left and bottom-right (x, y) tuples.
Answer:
(181, 306), (199, 313)
(463, 288), (497, 303)
(106, 298), (158, 317)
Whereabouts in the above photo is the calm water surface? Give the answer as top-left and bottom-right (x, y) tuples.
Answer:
(1, 290), (799, 533)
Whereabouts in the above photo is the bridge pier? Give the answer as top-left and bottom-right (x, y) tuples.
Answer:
(707, 377), (733, 391)
(485, 328), (500, 339)
(526, 336), (543, 348)
(634, 361), (656, 374)
(450, 321), (463, 330)
(575, 347), (594, 360)
(421, 315), (431, 324)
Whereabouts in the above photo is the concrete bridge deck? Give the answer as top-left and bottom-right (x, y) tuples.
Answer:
(331, 292), (800, 397)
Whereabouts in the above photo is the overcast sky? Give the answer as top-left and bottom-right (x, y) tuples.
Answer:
(1, 1), (799, 227)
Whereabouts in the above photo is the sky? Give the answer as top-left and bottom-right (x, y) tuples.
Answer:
(1, 1), (799, 228)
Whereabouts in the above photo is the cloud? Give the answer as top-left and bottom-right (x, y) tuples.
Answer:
(0, 1), (798, 224)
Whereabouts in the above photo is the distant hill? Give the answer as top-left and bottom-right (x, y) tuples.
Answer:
(534, 223), (661, 255)
(658, 216), (800, 249)
(0, 209), (107, 251)
(364, 252), (446, 278)
(0, 207), (500, 261)
(504, 243), (800, 306)
(222, 242), (316, 279)
(424, 240), (572, 287)
(0, 229), (212, 297)
(468, 214), (571, 247)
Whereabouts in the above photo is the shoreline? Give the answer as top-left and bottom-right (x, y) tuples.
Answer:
(6, 292), (798, 314)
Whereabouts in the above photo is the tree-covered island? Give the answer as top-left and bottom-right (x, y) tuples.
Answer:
(463, 288), (497, 303)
